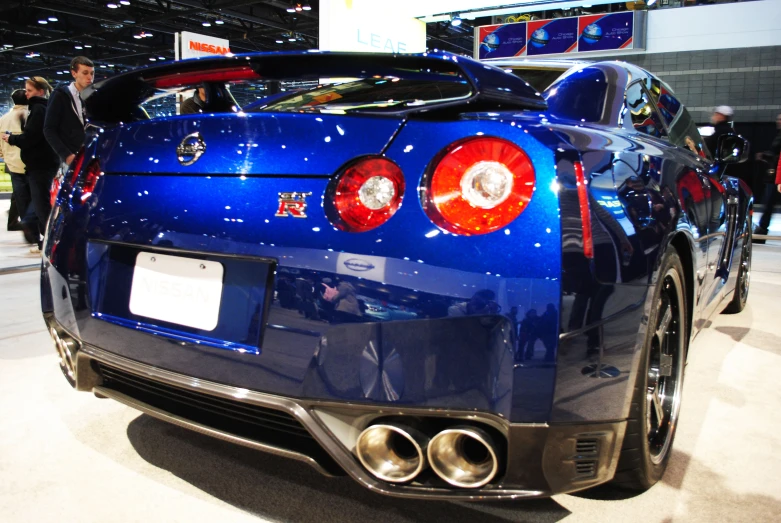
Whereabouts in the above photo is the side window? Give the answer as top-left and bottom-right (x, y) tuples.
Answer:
(623, 81), (667, 139)
(669, 107), (711, 159)
(648, 79), (681, 126)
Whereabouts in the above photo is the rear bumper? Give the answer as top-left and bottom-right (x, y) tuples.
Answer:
(45, 313), (626, 500)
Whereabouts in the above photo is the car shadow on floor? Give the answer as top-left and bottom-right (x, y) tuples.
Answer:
(126, 414), (570, 523)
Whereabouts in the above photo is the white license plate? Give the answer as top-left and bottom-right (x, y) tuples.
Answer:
(129, 252), (224, 331)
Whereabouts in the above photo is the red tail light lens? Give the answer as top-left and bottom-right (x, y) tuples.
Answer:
(329, 157), (405, 232)
(49, 174), (62, 207)
(574, 161), (593, 259)
(68, 147), (86, 187)
(422, 137), (535, 235)
(80, 159), (102, 202)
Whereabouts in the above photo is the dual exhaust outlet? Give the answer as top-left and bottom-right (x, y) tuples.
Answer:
(355, 422), (500, 488)
(50, 327), (77, 382)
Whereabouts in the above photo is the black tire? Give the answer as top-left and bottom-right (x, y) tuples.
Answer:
(723, 216), (752, 314)
(610, 248), (688, 491)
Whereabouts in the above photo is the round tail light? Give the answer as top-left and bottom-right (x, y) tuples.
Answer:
(422, 137), (535, 235)
(328, 156), (405, 232)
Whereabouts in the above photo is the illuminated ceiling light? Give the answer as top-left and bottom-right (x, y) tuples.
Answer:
(133, 34), (142, 39)
(302, 3), (311, 10)
(48, 17), (58, 22)
(57, 71), (64, 74)
(214, 19), (224, 25)
(451, 14), (462, 27)
(295, 3), (303, 12)
(84, 44), (92, 48)
(276, 40), (283, 44)
(158, 56), (165, 60)
(38, 19), (48, 24)
(202, 21), (211, 27)
(144, 31), (152, 37)
(27, 52), (40, 57)
(288, 36), (297, 42)
(149, 57), (156, 61)
(100, 64), (107, 68)
(107, 3), (119, 8)
(61, 70), (69, 73)
(3, 44), (13, 48)
(74, 45), (83, 49)
(120, 0), (131, 4)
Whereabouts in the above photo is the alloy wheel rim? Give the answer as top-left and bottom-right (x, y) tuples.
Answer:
(647, 268), (685, 465)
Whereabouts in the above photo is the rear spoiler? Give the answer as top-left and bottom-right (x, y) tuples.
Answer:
(82, 51), (547, 123)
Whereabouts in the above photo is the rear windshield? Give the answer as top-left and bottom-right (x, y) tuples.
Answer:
(247, 77), (472, 114)
(506, 68), (567, 93)
(544, 67), (608, 124)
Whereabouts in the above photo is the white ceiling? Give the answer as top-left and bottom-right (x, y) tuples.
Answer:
(394, 0), (619, 21)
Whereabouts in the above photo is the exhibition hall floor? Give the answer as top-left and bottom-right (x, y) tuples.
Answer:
(2, 199), (781, 522)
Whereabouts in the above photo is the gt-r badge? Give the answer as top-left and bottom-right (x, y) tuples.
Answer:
(275, 192), (312, 218)
(176, 132), (206, 166)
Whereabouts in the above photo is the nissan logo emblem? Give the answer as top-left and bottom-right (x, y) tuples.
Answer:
(176, 132), (206, 166)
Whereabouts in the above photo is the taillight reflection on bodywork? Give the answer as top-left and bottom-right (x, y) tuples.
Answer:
(49, 174), (62, 207)
(327, 156), (405, 232)
(421, 137), (535, 235)
(79, 159), (102, 202)
(574, 161), (594, 259)
(68, 147), (86, 187)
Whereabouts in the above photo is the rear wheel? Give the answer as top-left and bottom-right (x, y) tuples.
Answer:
(724, 215), (752, 314)
(611, 249), (687, 490)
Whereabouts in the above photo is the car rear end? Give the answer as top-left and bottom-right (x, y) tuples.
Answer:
(41, 52), (623, 499)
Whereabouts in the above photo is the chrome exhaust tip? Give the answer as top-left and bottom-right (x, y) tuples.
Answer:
(427, 426), (499, 488)
(49, 327), (76, 381)
(355, 423), (428, 483)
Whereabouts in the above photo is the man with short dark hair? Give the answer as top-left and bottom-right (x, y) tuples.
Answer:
(180, 87), (207, 114)
(44, 55), (94, 165)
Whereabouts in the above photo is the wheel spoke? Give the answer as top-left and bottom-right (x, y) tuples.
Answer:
(656, 303), (673, 348)
(651, 390), (665, 425)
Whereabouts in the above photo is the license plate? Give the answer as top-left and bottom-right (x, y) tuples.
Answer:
(129, 252), (224, 331)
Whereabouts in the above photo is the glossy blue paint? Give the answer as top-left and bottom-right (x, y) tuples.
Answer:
(45, 113), (564, 422)
(98, 113), (405, 175)
(42, 52), (753, 431)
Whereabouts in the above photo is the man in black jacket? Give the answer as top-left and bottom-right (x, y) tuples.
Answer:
(44, 56), (94, 166)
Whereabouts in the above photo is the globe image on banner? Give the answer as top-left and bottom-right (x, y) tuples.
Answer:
(482, 32), (501, 51)
(530, 28), (550, 48)
(582, 23), (603, 44)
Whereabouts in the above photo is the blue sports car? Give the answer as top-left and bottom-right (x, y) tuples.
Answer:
(42, 51), (753, 499)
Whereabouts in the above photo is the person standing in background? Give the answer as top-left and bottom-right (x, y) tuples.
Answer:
(0, 89), (37, 244)
(1, 78), (60, 252)
(180, 87), (207, 114)
(753, 113), (781, 242)
(43, 56), (94, 166)
(704, 105), (734, 155)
